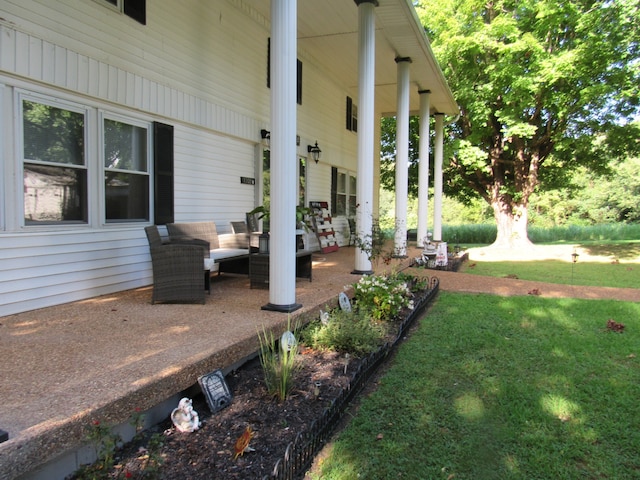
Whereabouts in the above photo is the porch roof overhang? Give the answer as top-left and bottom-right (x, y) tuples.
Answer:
(243, 0), (459, 117)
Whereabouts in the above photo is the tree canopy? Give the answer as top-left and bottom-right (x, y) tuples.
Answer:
(382, 0), (640, 247)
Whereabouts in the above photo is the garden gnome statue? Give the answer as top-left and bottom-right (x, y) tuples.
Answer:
(171, 397), (200, 433)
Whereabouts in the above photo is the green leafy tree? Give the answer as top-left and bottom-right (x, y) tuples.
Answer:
(400, 0), (640, 247)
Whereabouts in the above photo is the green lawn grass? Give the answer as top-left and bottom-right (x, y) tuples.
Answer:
(459, 243), (640, 288)
(310, 293), (640, 479)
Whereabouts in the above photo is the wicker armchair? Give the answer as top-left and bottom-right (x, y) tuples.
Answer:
(144, 226), (208, 304)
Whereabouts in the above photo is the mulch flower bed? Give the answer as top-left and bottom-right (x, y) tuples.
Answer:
(70, 276), (439, 480)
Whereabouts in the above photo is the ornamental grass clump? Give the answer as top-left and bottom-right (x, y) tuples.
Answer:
(258, 321), (301, 402)
(353, 273), (414, 321)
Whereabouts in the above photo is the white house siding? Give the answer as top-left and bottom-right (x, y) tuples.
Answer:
(0, 0), (361, 315)
(173, 125), (257, 230)
(0, 228), (152, 316)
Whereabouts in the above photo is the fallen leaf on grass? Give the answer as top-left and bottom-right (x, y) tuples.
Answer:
(606, 319), (625, 333)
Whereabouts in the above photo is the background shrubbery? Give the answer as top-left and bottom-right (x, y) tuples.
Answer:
(441, 223), (640, 245)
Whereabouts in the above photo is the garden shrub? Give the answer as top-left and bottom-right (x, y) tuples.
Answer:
(301, 307), (388, 357)
(352, 273), (415, 321)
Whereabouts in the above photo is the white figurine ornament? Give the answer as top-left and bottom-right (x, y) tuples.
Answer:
(280, 330), (298, 352)
(171, 397), (200, 433)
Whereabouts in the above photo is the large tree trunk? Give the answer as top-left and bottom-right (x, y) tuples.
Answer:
(491, 199), (533, 249)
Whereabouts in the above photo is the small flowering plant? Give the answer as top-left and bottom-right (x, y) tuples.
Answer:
(353, 273), (414, 321)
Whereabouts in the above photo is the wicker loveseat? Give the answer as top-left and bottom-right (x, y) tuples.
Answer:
(166, 221), (250, 275)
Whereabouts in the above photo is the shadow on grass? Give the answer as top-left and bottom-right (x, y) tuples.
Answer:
(311, 294), (640, 479)
(580, 241), (640, 260)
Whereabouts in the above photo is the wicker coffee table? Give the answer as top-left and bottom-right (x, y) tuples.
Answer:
(249, 250), (313, 289)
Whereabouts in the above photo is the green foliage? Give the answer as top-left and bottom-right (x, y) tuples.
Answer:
(443, 224), (497, 245)
(442, 223), (640, 246)
(352, 273), (415, 321)
(80, 420), (121, 479)
(528, 224), (640, 243)
(74, 411), (164, 479)
(22, 100), (85, 164)
(301, 308), (388, 357)
(352, 218), (390, 266)
(313, 293), (640, 479)
(530, 158), (640, 226)
(258, 321), (302, 402)
(381, 0), (640, 243)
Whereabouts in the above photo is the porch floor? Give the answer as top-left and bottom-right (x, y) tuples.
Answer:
(0, 245), (419, 480)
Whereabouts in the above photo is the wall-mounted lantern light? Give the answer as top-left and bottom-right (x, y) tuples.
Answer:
(307, 141), (322, 164)
(260, 129), (270, 147)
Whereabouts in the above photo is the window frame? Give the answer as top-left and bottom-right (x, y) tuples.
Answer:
(19, 91), (90, 226)
(17, 89), (155, 229)
(100, 111), (152, 224)
(332, 167), (357, 218)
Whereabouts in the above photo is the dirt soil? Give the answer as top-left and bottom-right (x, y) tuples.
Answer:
(72, 348), (362, 480)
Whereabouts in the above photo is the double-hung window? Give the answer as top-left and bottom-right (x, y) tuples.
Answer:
(332, 168), (357, 218)
(21, 93), (152, 226)
(22, 98), (88, 224)
(103, 116), (150, 222)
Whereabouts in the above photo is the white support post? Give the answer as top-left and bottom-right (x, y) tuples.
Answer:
(394, 57), (411, 257)
(433, 113), (444, 242)
(264, 0), (299, 312)
(354, 0), (377, 274)
(417, 90), (431, 247)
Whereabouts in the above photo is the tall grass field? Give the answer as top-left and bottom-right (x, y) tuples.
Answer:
(443, 223), (640, 245)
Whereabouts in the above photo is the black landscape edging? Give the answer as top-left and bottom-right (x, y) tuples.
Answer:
(264, 276), (440, 480)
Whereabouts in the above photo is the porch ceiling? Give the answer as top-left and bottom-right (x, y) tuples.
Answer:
(242, 0), (459, 117)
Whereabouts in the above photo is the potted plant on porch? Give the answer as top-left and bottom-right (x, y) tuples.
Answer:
(248, 205), (311, 252)
(248, 205), (311, 232)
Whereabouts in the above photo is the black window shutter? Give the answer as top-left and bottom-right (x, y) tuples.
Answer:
(346, 96), (353, 130)
(267, 38), (271, 88)
(297, 59), (302, 105)
(153, 122), (174, 225)
(124, 0), (146, 25)
(331, 167), (338, 216)
(267, 39), (302, 105)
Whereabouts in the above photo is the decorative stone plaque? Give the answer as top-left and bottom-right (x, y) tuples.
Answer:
(198, 370), (233, 414)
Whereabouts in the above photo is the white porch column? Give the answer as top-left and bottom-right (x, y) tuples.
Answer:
(354, 0), (377, 274)
(416, 90), (431, 247)
(433, 113), (444, 242)
(393, 57), (411, 257)
(264, 0), (299, 312)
